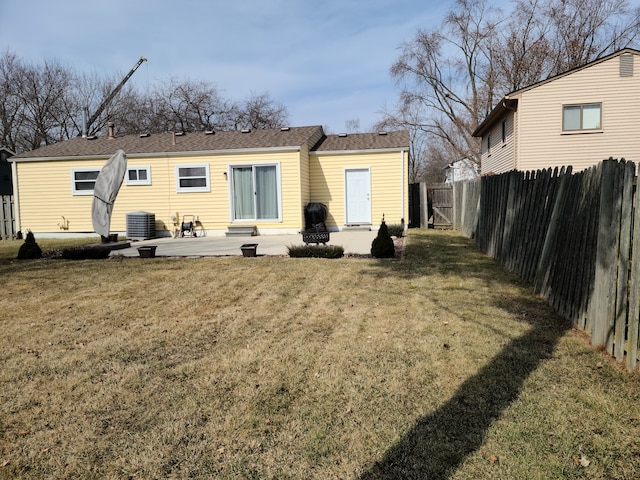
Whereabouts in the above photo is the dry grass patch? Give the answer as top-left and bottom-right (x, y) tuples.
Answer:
(0, 230), (639, 479)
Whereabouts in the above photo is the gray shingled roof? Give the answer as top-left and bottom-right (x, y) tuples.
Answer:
(312, 131), (409, 151)
(11, 126), (409, 160)
(12, 126), (324, 160)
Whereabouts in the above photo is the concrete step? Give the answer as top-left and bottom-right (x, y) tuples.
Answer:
(226, 225), (257, 236)
(342, 225), (371, 231)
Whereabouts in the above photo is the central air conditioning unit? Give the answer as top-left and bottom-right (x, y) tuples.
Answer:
(126, 211), (156, 240)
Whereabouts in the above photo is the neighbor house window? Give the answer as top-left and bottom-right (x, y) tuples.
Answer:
(487, 133), (492, 154)
(71, 168), (100, 195)
(562, 103), (601, 131)
(175, 164), (210, 192)
(126, 166), (151, 185)
(501, 119), (507, 143)
(231, 163), (281, 221)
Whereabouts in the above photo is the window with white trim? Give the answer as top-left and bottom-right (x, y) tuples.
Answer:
(562, 103), (601, 131)
(175, 164), (210, 192)
(126, 166), (151, 185)
(71, 168), (100, 195)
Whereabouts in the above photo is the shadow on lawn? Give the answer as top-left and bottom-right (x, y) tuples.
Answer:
(359, 230), (572, 479)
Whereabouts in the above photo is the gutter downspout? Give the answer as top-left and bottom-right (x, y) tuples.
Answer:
(10, 161), (20, 236)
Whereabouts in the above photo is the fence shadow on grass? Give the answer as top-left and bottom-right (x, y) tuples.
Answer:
(359, 230), (572, 479)
(360, 318), (570, 479)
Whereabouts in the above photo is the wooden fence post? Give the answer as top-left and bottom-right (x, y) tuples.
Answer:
(534, 168), (570, 297)
(627, 170), (640, 371)
(0, 195), (16, 240)
(613, 160), (635, 361)
(589, 159), (619, 348)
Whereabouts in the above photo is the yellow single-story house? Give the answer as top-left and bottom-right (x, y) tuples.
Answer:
(473, 48), (640, 174)
(9, 125), (409, 237)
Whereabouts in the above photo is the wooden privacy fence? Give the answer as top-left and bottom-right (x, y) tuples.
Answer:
(452, 159), (640, 372)
(0, 195), (16, 240)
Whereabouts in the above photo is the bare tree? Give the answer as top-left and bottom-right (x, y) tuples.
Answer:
(385, 0), (640, 168)
(0, 51), (294, 153)
(544, 0), (640, 75)
(75, 70), (140, 136)
(0, 50), (25, 152)
(390, 0), (498, 164)
(145, 78), (232, 133)
(495, 0), (640, 92)
(233, 92), (290, 130)
(344, 119), (361, 133)
(375, 103), (441, 183)
(14, 59), (75, 151)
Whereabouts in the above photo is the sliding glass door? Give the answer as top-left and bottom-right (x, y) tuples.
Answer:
(231, 164), (280, 221)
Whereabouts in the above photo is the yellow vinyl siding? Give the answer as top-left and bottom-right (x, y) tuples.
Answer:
(518, 54), (640, 172)
(299, 146), (311, 228)
(15, 150), (305, 234)
(310, 150), (407, 227)
(17, 159), (106, 233)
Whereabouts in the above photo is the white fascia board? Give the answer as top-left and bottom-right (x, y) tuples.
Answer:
(312, 147), (407, 156)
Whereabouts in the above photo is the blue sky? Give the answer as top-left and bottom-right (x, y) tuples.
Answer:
(2, 0), (495, 132)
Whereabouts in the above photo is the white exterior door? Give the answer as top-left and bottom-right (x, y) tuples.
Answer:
(345, 168), (371, 225)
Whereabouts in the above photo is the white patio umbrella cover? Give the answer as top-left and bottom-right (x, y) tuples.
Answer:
(92, 149), (127, 240)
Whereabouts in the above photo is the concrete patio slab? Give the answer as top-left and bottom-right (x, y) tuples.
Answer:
(111, 230), (378, 258)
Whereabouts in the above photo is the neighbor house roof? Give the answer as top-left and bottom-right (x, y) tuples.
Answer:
(472, 48), (640, 138)
(10, 126), (409, 161)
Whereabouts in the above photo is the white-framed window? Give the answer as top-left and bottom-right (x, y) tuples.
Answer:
(126, 166), (151, 185)
(175, 164), (210, 193)
(501, 119), (507, 143)
(562, 103), (602, 131)
(71, 168), (100, 195)
(230, 163), (281, 221)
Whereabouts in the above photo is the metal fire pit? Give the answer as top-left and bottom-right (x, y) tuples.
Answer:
(302, 229), (330, 244)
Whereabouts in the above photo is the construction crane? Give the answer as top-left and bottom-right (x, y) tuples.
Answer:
(83, 56), (147, 136)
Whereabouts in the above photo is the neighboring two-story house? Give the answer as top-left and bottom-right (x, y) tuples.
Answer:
(473, 48), (640, 175)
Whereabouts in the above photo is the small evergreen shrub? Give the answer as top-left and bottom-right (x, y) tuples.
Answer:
(386, 224), (405, 238)
(16, 231), (42, 260)
(371, 220), (395, 258)
(287, 244), (344, 258)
